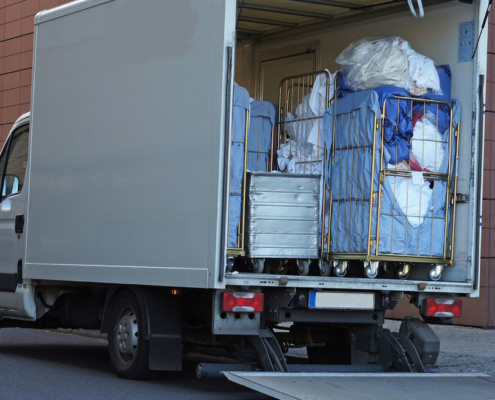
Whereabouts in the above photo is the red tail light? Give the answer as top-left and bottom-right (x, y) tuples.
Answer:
(423, 299), (462, 318)
(222, 292), (264, 312)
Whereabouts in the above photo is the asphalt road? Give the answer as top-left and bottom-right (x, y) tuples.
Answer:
(1, 323), (494, 399)
(0, 328), (268, 400)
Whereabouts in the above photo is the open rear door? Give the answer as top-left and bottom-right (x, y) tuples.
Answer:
(26, 0), (237, 289)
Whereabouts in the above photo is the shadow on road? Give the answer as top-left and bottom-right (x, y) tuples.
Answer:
(0, 329), (267, 399)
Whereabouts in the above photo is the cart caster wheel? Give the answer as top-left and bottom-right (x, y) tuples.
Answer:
(273, 261), (289, 275)
(429, 264), (444, 281)
(397, 263), (410, 280)
(297, 260), (311, 276)
(364, 261), (379, 279)
(333, 261), (348, 277)
(251, 259), (265, 274)
(226, 257), (234, 273)
(319, 260), (331, 277)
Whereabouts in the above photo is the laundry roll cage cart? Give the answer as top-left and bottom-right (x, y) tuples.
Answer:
(244, 70), (334, 277)
(227, 106), (249, 257)
(321, 92), (460, 281)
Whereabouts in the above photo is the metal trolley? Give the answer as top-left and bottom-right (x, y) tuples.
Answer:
(323, 94), (459, 281)
(228, 92), (277, 257)
(243, 70), (345, 277)
(231, 71), (334, 276)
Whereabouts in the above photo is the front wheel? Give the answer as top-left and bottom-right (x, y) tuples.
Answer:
(108, 290), (154, 380)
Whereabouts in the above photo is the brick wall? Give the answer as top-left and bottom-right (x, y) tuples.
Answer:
(478, 11), (495, 327)
(0, 0), (72, 149)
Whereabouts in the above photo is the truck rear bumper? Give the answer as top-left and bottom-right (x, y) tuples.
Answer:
(225, 273), (474, 294)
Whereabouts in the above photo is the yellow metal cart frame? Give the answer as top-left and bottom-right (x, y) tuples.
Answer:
(227, 108), (250, 256)
(323, 95), (459, 280)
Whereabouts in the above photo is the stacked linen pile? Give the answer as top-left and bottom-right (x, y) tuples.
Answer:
(330, 38), (459, 256)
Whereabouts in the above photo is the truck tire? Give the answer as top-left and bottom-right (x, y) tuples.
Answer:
(108, 290), (154, 380)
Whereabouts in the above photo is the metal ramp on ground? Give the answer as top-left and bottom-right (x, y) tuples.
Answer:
(223, 372), (495, 400)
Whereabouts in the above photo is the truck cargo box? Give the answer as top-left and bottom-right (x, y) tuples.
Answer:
(22, 0), (486, 297)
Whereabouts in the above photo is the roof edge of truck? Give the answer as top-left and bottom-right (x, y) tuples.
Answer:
(35, 0), (113, 25)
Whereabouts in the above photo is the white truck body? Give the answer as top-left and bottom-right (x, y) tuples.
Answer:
(14, 0), (484, 297)
(26, 0), (236, 290)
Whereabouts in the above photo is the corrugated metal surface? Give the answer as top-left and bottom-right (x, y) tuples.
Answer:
(245, 172), (320, 258)
(236, 0), (453, 41)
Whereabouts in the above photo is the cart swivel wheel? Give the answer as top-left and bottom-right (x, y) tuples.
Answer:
(319, 260), (331, 277)
(364, 261), (379, 279)
(397, 263), (410, 280)
(251, 259), (265, 274)
(333, 261), (348, 277)
(297, 260), (311, 276)
(429, 264), (444, 281)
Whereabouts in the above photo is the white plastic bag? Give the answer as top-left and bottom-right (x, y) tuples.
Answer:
(336, 37), (409, 91)
(336, 37), (441, 95)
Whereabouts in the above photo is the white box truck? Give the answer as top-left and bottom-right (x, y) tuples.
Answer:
(0, 0), (491, 392)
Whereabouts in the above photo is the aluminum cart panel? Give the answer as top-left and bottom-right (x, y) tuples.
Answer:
(245, 172), (320, 259)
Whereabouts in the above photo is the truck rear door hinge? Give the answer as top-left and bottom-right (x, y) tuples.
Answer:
(455, 193), (469, 203)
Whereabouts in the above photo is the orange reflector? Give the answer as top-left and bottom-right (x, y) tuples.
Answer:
(222, 292), (264, 312)
(423, 299), (462, 318)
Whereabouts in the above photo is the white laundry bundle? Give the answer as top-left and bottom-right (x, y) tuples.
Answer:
(277, 139), (324, 174)
(283, 71), (335, 149)
(411, 112), (445, 172)
(336, 37), (441, 96)
(387, 161), (432, 227)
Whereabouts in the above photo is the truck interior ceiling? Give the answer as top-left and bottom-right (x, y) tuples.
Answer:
(227, 0), (479, 286)
(235, 0), (445, 43)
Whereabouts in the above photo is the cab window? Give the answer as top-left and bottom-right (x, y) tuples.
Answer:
(0, 125), (29, 201)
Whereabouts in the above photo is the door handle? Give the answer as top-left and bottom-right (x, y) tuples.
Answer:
(15, 215), (24, 234)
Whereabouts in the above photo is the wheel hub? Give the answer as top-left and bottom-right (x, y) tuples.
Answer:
(115, 309), (139, 361)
